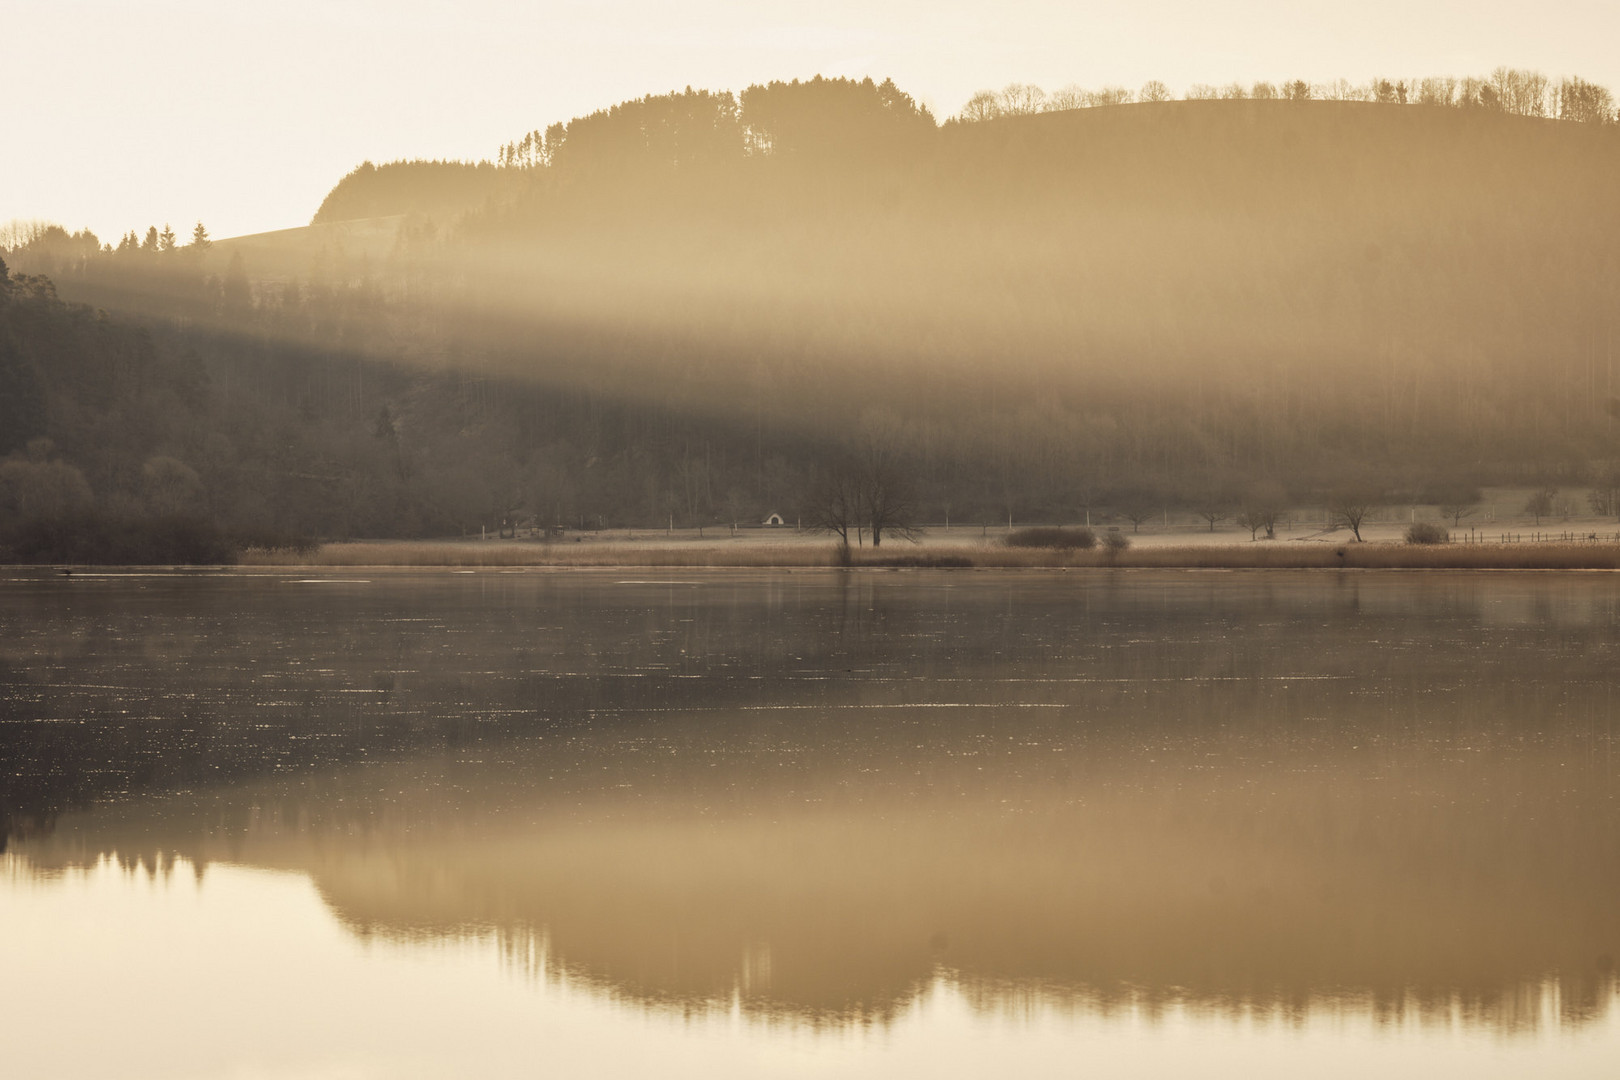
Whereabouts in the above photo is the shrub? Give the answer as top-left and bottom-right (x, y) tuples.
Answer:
(1005, 526), (1096, 550)
(1102, 531), (1131, 552)
(1405, 522), (1450, 545)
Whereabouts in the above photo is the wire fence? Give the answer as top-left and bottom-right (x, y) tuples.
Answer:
(1451, 530), (1620, 544)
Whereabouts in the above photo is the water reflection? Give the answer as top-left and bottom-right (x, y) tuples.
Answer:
(3, 570), (1619, 1045)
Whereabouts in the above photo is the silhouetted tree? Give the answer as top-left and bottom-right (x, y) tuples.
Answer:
(856, 419), (920, 548)
(1432, 486), (1481, 527)
(1114, 493), (1157, 533)
(1238, 482), (1287, 540)
(998, 83), (1047, 116)
(959, 90), (1003, 123)
(1195, 503), (1229, 531)
(1046, 85), (1090, 111)
(1330, 490), (1379, 542)
(805, 460), (862, 560)
(1558, 77), (1616, 123)
(1237, 506), (1274, 541)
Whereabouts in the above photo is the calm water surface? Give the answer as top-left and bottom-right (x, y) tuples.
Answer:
(3, 568), (1618, 1078)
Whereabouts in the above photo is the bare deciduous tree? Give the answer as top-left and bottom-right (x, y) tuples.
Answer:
(1238, 481), (1287, 540)
(1491, 67), (1550, 118)
(1237, 506), (1275, 541)
(1558, 77), (1616, 124)
(1195, 503), (1229, 532)
(958, 90), (1002, 123)
(1329, 491), (1379, 541)
(1439, 500), (1478, 527)
(856, 415), (921, 548)
(1313, 78), (1369, 102)
(864, 469), (919, 547)
(804, 461), (863, 561)
(1427, 484), (1481, 528)
(1590, 469), (1620, 520)
(998, 83), (1047, 116)
(1045, 85), (1089, 112)
(1089, 86), (1133, 107)
(805, 421), (921, 556)
(724, 487), (748, 532)
(1458, 76), (1497, 109)
(1116, 498), (1157, 533)
(1418, 77), (1457, 106)
(1524, 488), (1556, 526)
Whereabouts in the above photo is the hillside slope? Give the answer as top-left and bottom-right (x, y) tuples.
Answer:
(9, 85), (1620, 539)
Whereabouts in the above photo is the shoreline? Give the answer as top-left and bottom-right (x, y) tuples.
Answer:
(211, 538), (1620, 571)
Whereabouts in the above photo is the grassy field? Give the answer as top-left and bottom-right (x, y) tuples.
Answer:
(238, 537), (1620, 570)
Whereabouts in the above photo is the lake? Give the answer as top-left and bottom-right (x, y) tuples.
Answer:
(3, 568), (1617, 1078)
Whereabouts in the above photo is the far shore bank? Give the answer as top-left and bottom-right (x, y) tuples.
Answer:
(229, 536), (1620, 571)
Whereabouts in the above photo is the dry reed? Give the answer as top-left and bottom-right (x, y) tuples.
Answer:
(239, 541), (841, 568)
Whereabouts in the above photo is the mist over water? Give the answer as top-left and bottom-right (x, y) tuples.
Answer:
(4, 570), (1618, 1076)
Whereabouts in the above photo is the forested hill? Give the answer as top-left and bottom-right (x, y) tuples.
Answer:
(294, 86), (1620, 479)
(7, 75), (1620, 553)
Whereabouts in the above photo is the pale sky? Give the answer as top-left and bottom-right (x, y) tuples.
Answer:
(7, 0), (1620, 241)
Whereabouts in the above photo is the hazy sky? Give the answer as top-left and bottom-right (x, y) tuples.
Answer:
(8, 0), (1620, 241)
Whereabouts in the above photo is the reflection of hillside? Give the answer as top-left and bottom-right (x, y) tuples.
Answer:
(16, 711), (1619, 1031)
(8, 571), (1620, 1027)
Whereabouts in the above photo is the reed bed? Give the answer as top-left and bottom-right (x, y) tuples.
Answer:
(238, 539), (1620, 571)
(239, 540), (842, 568)
(1079, 542), (1620, 570)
